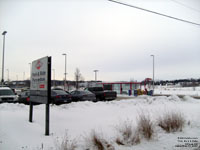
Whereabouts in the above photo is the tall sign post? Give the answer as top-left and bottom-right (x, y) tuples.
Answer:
(30, 56), (51, 136)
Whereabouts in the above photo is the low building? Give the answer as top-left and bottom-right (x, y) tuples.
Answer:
(99, 78), (153, 95)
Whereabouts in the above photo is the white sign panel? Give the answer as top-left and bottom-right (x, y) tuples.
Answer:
(30, 56), (51, 104)
(31, 56), (48, 91)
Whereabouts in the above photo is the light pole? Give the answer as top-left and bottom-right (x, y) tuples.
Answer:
(62, 53), (67, 90)
(150, 55), (155, 90)
(1, 31), (7, 85)
(94, 70), (98, 81)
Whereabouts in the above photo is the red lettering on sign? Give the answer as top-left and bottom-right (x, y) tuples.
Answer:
(40, 84), (45, 88)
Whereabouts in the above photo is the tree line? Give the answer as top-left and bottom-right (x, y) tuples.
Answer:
(154, 78), (200, 87)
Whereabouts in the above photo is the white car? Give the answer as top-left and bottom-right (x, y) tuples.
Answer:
(0, 87), (18, 103)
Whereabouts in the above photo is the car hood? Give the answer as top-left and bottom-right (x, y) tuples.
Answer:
(0, 95), (17, 98)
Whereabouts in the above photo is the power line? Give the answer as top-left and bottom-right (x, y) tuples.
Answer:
(108, 0), (200, 26)
(169, 0), (200, 13)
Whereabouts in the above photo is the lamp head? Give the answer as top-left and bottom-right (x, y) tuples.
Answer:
(2, 31), (7, 35)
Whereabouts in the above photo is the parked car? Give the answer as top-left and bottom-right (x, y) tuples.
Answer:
(0, 87), (18, 103)
(85, 87), (117, 101)
(18, 90), (30, 104)
(19, 89), (71, 105)
(51, 87), (64, 90)
(51, 90), (71, 104)
(70, 90), (96, 102)
(18, 90), (41, 105)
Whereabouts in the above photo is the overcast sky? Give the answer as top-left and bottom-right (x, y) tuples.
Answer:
(0, 0), (200, 82)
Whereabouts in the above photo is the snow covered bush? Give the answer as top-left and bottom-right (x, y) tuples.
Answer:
(158, 111), (185, 133)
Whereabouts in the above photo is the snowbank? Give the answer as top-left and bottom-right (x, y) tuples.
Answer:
(0, 95), (200, 150)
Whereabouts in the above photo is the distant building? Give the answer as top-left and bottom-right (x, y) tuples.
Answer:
(99, 78), (153, 95)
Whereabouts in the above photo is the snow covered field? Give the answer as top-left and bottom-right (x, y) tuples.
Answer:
(154, 86), (200, 97)
(0, 95), (200, 150)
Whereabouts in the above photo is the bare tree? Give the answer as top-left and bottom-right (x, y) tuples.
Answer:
(74, 68), (84, 89)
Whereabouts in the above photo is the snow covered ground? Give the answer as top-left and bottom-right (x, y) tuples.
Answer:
(0, 95), (200, 150)
(154, 86), (200, 97)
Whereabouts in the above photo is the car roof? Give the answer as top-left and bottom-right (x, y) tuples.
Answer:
(0, 87), (11, 90)
(52, 89), (67, 93)
(51, 87), (64, 90)
(71, 90), (83, 92)
(72, 90), (91, 93)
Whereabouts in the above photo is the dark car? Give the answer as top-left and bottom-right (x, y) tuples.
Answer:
(51, 90), (71, 104)
(86, 87), (117, 101)
(70, 90), (96, 102)
(18, 90), (30, 104)
(18, 90), (41, 105)
(19, 89), (71, 105)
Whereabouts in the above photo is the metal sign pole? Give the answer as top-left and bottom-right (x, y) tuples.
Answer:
(29, 102), (33, 122)
(45, 103), (50, 135)
(45, 57), (51, 136)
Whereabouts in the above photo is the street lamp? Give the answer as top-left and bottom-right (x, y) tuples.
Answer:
(94, 70), (99, 81)
(150, 55), (155, 90)
(1, 31), (7, 85)
(62, 53), (67, 90)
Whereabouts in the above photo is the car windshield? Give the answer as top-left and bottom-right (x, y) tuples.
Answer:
(52, 90), (67, 95)
(0, 89), (15, 96)
(80, 90), (92, 95)
(21, 91), (30, 96)
(89, 87), (103, 91)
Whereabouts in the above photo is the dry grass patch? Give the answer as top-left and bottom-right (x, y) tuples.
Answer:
(137, 113), (154, 140)
(115, 120), (140, 146)
(55, 132), (77, 150)
(86, 130), (114, 150)
(158, 111), (185, 133)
